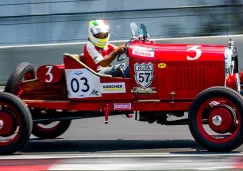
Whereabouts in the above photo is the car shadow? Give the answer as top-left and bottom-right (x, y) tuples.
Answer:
(19, 139), (202, 154)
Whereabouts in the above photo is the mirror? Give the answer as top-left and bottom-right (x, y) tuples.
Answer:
(130, 23), (140, 38)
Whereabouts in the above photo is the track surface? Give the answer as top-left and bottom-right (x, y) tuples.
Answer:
(1, 116), (243, 170)
(22, 116), (199, 154)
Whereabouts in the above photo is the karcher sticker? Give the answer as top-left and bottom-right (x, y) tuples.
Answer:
(158, 63), (166, 68)
(101, 82), (126, 93)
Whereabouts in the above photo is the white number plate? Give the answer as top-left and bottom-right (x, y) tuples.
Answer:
(65, 69), (101, 98)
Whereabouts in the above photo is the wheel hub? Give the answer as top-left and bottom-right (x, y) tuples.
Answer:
(0, 120), (3, 129)
(208, 105), (236, 134)
(212, 115), (222, 126)
(0, 111), (17, 136)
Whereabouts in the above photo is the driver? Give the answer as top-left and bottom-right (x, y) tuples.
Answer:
(82, 20), (130, 78)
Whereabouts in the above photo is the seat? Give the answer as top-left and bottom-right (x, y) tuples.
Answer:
(63, 53), (112, 78)
(72, 53), (85, 61)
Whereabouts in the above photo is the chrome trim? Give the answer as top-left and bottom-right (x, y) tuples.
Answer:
(224, 39), (240, 92)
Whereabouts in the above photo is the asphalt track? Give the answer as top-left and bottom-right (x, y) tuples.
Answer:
(2, 116), (243, 170)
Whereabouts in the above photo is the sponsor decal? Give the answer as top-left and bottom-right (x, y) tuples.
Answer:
(101, 82), (126, 93)
(131, 87), (156, 94)
(132, 46), (155, 57)
(114, 103), (131, 110)
(134, 62), (154, 88)
(158, 63), (166, 68)
(90, 89), (100, 96)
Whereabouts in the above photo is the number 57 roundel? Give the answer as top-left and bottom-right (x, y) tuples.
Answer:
(65, 69), (102, 98)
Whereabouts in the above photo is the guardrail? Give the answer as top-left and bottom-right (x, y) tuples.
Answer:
(0, 34), (242, 85)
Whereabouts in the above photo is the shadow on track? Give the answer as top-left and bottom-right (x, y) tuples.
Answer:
(19, 139), (201, 154)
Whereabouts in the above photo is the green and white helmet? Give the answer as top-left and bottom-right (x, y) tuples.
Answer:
(88, 20), (110, 48)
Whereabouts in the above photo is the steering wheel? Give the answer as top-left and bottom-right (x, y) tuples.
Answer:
(117, 41), (131, 62)
(117, 53), (127, 62)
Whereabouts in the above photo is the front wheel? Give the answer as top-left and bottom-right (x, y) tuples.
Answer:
(189, 86), (243, 152)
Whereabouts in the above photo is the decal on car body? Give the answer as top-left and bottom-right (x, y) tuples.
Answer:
(134, 62), (154, 88)
(101, 82), (126, 94)
(114, 103), (131, 110)
(158, 63), (166, 68)
(132, 46), (155, 57)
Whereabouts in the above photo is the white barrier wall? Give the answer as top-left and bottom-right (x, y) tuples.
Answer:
(0, 35), (242, 85)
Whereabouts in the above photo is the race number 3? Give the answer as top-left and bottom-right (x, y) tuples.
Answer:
(65, 69), (101, 98)
(187, 45), (202, 60)
(45, 65), (53, 82)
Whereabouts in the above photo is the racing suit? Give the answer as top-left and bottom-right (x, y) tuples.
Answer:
(83, 41), (130, 77)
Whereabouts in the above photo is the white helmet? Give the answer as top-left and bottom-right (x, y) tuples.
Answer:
(88, 20), (110, 48)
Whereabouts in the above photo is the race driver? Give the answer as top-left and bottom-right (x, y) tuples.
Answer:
(82, 20), (130, 78)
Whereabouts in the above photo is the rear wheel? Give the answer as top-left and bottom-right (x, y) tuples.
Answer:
(189, 86), (243, 152)
(32, 120), (71, 139)
(4, 62), (35, 96)
(0, 92), (32, 155)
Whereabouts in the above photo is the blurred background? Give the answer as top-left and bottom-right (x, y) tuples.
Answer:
(0, 0), (243, 46)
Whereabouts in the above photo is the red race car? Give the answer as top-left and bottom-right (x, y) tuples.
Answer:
(1, 22), (243, 154)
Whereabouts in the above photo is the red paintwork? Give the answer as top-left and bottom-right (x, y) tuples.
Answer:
(226, 71), (243, 90)
(226, 74), (237, 89)
(36, 65), (62, 84)
(128, 40), (225, 101)
(128, 41), (226, 61)
(208, 107), (233, 133)
(23, 100), (191, 111)
(22, 40), (232, 114)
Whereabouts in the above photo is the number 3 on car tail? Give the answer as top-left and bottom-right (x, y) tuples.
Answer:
(36, 65), (62, 83)
(187, 45), (202, 60)
(45, 66), (53, 82)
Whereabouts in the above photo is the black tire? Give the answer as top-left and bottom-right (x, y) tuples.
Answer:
(32, 120), (71, 139)
(0, 92), (32, 155)
(188, 86), (243, 152)
(4, 62), (35, 94)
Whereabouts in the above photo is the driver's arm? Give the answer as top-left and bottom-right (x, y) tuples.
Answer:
(98, 45), (126, 67)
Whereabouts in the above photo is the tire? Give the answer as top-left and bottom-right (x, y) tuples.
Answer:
(188, 86), (243, 152)
(32, 120), (71, 139)
(4, 62), (35, 94)
(0, 92), (32, 155)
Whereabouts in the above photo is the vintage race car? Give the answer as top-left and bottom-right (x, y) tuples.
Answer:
(1, 22), (243, 154)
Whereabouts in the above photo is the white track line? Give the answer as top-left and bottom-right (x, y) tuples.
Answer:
(1, 152), (243, 160)
(48, 163), (232, 171)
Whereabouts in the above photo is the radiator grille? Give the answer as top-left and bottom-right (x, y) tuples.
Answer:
(166, 66), (215, 91)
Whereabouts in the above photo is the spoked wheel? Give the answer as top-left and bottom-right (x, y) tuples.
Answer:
(32, 120), (71, 139)
(189, 86), (243, 152)
(0, 92), (32, 155)
(4, 62), (35, 96)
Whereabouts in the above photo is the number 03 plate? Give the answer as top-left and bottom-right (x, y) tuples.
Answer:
(65, 69), (101, 98)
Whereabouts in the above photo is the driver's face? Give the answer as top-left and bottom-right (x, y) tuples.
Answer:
(94, 32), (109, 39)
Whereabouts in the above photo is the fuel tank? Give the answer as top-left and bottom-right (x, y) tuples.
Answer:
(128, 40), (227, 100)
